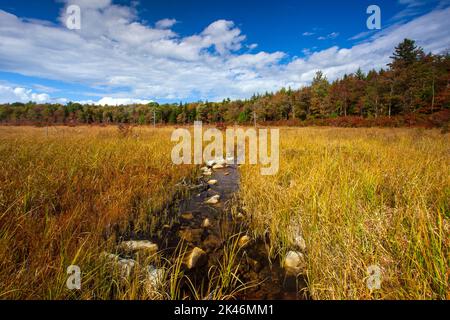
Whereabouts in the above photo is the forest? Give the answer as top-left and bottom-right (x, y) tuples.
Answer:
(1, 39), (449, 128)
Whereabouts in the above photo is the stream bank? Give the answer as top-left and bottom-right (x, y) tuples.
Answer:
(109, 159), (308, 300)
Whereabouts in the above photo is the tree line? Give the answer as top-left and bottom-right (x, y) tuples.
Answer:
(0, 39), (448, 127)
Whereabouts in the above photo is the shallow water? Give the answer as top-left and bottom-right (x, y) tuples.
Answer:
(118, 163), (307, 300)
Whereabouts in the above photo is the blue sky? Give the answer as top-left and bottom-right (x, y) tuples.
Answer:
(0, 0), (449, 105)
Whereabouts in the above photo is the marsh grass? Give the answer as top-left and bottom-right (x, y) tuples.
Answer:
(1, 125), (447, 300)
(0, 126), (194, 299)
(239, 127), (449, 300)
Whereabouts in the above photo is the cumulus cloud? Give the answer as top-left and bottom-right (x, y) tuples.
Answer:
(0, 84), (51, 103)
(0, 83), (139, 105)
(0, 0), (449, 103)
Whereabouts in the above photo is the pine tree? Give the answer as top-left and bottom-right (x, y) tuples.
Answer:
(390, 39), (424, 68)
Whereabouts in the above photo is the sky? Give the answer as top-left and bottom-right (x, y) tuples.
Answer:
(0, 0), (449, 105)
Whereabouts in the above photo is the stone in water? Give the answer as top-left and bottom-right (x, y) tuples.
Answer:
(205, 195), (220, 204)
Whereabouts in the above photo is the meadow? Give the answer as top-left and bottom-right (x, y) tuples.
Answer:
(0, 126), (195, 299)
(240, 127), (449, 299)
(0, 125), (448, 300)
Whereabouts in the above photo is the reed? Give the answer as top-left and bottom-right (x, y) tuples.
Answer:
(239, 127), (449, 300)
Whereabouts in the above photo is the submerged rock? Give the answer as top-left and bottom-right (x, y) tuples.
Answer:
(207, 179), (218, 185)
(202, 170), (212, 176)
(179, 228), (203, 243)
(202, 218), (211, 228)
(283, 251), (306, 275)
(205, 194), (220, 204)
(212, 163), (225, 170)
(224, 172), (230, 176)
(181, 212), (194, 220)
(185, 247), (207, 269)
(119, 240), (158, 254)
(203, 234), (221, 251)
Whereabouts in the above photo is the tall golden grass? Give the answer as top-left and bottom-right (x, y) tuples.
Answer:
(0, 126), (194, 299)
(1, 126), (448, 300)
(239, 127), (449, 300)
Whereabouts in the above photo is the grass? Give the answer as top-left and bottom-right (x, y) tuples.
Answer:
(1, 125), (448, 300)
(0, 126), (194, 299)
(239, 127), (449, 300)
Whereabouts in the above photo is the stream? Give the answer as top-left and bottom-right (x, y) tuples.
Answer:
(115, 161), (307, 300)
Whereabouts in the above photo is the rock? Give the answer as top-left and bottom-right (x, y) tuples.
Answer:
(179, 228), (203, 243)
(293, 235), (307, 252)
(224, 172), (230, 176)
(205, 195), (220, 204)
(119, 240), (158, 254)
(238, 235), (251, 248)
(145, 266), (165, 294)
(203, 234), (222, 251)
(181, 212), (194, 220)
(205, 159), (216, 167)
(185, 247), (207, 269)
(283, 251), (306, 275)
(117, 259), (136, 277)
(215, 157), (226, 165)
(202, 218), (211, 228)
(203, 169), (212, 176)
(226, 156), (235, 164)
(207, 179), (218, 185)
(200, 166), (209, 172)
(100, 252), (136, 278)
(212, 163), (225, 169)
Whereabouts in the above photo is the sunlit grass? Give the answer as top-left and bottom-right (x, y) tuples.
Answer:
(1, 125), (448, 300)
(239, 127), (449, 300)
(0, 126), (195, 299)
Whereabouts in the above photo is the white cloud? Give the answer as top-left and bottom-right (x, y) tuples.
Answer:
(88, 97), (153, 105)
(318, 32), (339, 40)
(394, 0), (450, 19)
(0, 84), (51, 103)
(155, 18), (177, 29)
(64, 0), (112, 10)
(302, 32), (314, 36)
(0, 1), (449, 103)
